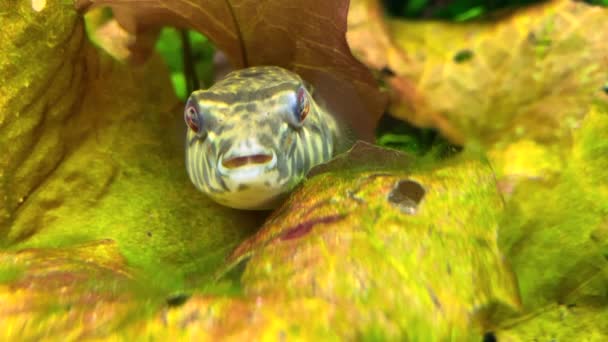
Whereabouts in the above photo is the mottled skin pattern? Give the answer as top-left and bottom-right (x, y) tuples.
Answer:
(185, 66), (339, 210)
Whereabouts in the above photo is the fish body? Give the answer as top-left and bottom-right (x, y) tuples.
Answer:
(184, 66), (339, 210)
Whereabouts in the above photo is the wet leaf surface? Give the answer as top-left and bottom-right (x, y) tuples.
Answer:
(222, 149), (520, 340)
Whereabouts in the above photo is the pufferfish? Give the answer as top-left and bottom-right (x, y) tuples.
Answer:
(184, 66), (342, 210)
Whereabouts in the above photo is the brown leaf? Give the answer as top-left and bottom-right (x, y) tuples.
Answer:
(75, 0), (387, 140)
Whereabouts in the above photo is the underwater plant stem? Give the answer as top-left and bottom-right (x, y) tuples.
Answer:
(181, 30), (200, 92)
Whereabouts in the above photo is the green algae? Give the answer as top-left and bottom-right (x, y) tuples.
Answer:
(496, 105), (608, 310)
(226, 150), (519, 340)
(0, 1), (260, 290)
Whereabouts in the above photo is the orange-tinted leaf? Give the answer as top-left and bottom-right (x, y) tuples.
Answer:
(348, 0), (608, 145)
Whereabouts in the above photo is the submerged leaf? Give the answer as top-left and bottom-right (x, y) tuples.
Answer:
(223, 149), (520, 339)
(0, 0), (261, 285)
(348, 0), (608, 145)
(75, 0), (387, 140)
(494, 105), (608, 310)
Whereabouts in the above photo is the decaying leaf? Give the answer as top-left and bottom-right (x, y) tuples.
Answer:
(348, 0), (608, 145)
(222, 149), (520, 340)
(75, 0), (388, 140)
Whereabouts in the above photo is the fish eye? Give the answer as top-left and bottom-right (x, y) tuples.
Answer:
(286, 86), (310, 128)
(296, 87), (310, 122)
(184, 99), (203, 134)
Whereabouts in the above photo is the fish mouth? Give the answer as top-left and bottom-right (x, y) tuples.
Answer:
(220, 154), (274, 169)
(217, 152), (278, 180)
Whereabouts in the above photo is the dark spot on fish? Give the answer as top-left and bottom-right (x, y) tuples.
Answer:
(215, 122), (234, 136)
(258, 133), (276, 150)
(320, 131), (330, 159)
(280, 214), (346, 240)
(245, 103), (257, 113)
(166, 293), (190, 307)
(301, 146), (311, 173)
(216, 173), (229, 192)
(237, 183), (249, 191)
(453, 49), (474, 63)
(268, 120), (281, 136)
(240, 112), (251, 122)
(232, 104), (247, 113)
(146, 231), (152, 237)
(277, 157), (289, 182)
(482, 332), (497, 342)
(285, 133), (297, 158)
(602, 82), (608, 95)
(388, 179), (426, 214)
(308, 122), (322, 135)
(294, 150), (303, 174)
(218, 139), (232, 157)
(201, 163), (212, 187)
(204, 168), (223, 193)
